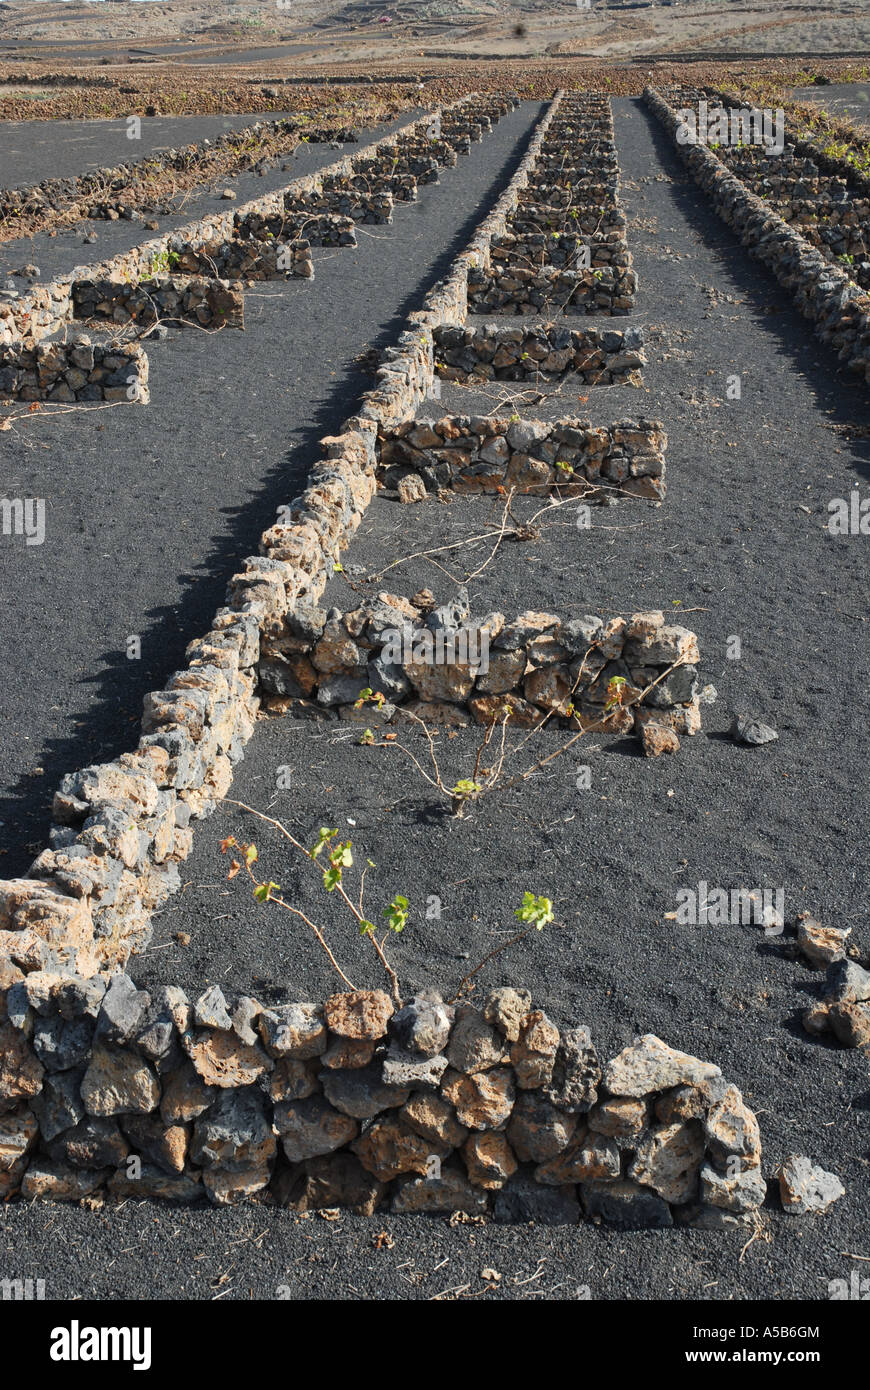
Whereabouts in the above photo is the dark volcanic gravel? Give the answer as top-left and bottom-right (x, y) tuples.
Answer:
(0, 109), (330, 192)
(790, 82), (870, 127)
(1, 98), (868, 1303)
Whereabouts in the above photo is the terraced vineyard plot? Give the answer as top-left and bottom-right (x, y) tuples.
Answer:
(645, 85), (870, 392)
(1, 84), (869, 1309)
(0, 95), (540, 870)
(467, 94), (637, 318)
(669, 85), (870, 288)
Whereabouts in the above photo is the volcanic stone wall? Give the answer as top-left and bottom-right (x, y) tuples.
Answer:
(71, 276), (246, 332)
(644, 87), (870, 390)
(282, 187), (394, 226)
(378, 415), (666, 500)
(257, 600), (701, 742)
(0, 339), (148, 405)
(434, 322), (646, 385)
(467, 93), (636, 317)
(0, 971), (769, 1225)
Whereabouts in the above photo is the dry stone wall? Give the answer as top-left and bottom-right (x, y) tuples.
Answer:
(645, 86), (870, 388)
(435, 322), (646, 385)
(240, 209), (356, 249)
(71, 276), (246, 332)
(379, 415), (666, 500)
(257, 598), (702, 744)
(0, 971), (770, 1225)
(0, 339), (148, 405)
(467, 93), (636, 317)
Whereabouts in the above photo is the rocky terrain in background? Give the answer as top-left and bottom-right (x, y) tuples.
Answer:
(1, 0), (868, 65)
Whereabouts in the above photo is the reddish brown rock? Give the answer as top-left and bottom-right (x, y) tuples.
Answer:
(0, 1021), (44, 1113)
(323, 990), (393, 1041)
(629, 1120), (705, 1204)
(511, 1010), (560, 1089)
(353, 1115), (447, 1182)
(587, 1096), (649, 1144)
(475, 649), (527, 696)
(640, 723), (680, 757)
(160, 1062), (217, 1123)
(654, 1079), (725, 1126)
(185, 1029), (271, 1088)
(392, 1166), (489, 1215)
(704, 1085), (762, 1169)
(21, 1160), (106, 1202)
(828, 1001), (870, 1049)
(294, 1152), (386, 1215)
(108, 1165), (201, 1204)
(0, 959), (24, 1022)
(440, 1066), (515, 1131)
(0, 1108), (39, 1193)
(320, 1036), (376, 1070)
(469, 693), (543, 728)
(122, 1114), (189, 1175)
(203, 1163), (272, 1206)
(795, 912), (849, 969)
(397, 474), (427, 504)
(535, 1127), (620, 1185)
(405, 657), (478, 703)
(400, 1093), (468, 1149)
(263, 1057), (321, 1104)
(483, 986), (532, 1043)
(462, 1131), (518, 1190)
(523, 665), (573, 716)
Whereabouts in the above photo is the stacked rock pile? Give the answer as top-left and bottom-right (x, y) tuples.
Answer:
(0, 974), (777, 1224)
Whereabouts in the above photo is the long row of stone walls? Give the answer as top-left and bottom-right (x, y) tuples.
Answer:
(644, 86), (870, 389)
(0, 111), (426, 349)
(0, 113), (358, 236)
(707, 83), (870, 199)
(467, 93), (636, 318)
(0, 95), (517, 405)
(0, 94), (532, 981)
(667, 86), (870, 290)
